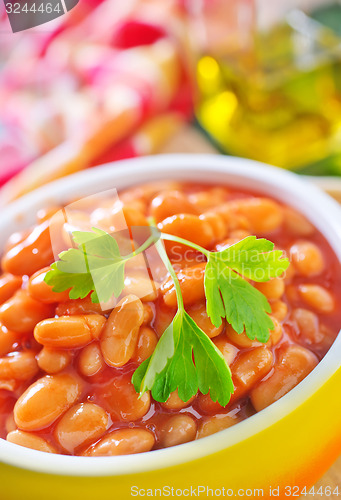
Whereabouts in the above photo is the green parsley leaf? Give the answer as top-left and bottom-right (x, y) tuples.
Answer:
(72, 227), (122, 259)
(45, 228), (127, 303)
(132, 310), (234, 406)
(205, 263), (274, 342)
(205, 236), (289, 342)
(215, 236), (289, 282)
(45, 250), (94, 300)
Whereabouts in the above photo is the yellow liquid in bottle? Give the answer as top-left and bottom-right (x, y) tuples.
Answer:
(196, 10), (341, 171)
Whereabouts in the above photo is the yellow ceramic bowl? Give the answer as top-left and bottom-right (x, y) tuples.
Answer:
(0, 155), (340, 500)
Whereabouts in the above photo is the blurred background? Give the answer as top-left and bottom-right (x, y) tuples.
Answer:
(1, 0), (341, 205)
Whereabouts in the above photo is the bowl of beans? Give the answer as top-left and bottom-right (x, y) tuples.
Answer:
(0, 154), (340, 500)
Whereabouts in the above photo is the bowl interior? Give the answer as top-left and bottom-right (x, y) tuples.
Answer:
(0, 154), (340, 476)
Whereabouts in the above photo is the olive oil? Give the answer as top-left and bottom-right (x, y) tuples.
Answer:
(196, 8), (341, 171)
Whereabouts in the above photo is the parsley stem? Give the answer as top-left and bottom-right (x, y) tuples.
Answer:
(148, 217), (184, 310)
(155, 239), (184, 310)
(123, 232), (159, 261)
(160, 233), (210, 258)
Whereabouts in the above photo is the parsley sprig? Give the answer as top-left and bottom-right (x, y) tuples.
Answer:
(161, 234), (288, 343)
(45, 227), (159, 304)
(45, 224), (289, 406)
(132, 239), (234, 405)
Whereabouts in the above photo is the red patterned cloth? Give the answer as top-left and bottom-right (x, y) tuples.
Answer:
(0, 0), (194, 199)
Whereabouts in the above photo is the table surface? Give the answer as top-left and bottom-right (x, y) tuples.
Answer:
(161, 124), (341, 497)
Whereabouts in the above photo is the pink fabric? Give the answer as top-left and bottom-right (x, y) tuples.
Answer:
(0, 0), (194, 188)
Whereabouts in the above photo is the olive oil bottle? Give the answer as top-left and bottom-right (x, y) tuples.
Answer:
(196, 4), (341, 172)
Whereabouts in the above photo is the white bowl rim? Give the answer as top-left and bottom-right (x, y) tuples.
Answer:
(0, 154), (340, 477)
